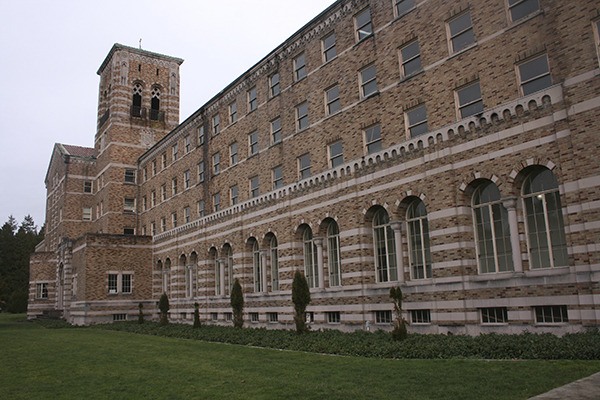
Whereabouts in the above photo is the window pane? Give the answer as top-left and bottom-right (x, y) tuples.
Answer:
(509, 0), (540, 21)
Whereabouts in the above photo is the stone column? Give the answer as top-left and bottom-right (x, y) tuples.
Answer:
(502, 197), (523, 273)
(314, 237), (325, 288)
(390, 221), (405, 283)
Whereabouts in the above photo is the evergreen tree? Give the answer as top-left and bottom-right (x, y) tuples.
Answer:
(138, 302), (144, 324)
(230, 278), (244, 328)
(390, 286), (408, 341)
(158, 293), (170, 326)
(292, 270), (311, 334)
(193, 302), (201, 328)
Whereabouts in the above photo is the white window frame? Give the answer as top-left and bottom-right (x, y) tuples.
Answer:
(298, 153), (311, 180)
(123, 198), (135, 213)
(406, 199), (432, 280)
(447, 11), (476, 54)
(325, 85), (341, 115)
(360, 64), (378, 98)
(248, 131), (259, 156)
(480, 307), (509, 324)
(328, 140), (344, 168)
(405, 104), (428, 138)
(229, 101), (237, 123)
(247, 87), (257, 112)
(230, 185), (239, 205)
(322, 31), (337, 62)
(507, 0), (540, 23)
(364, 124), (382, 154)
(455, 81), (484, 119)
(294, 53), (307, 81)
(296, 102), (309, 131)
(269, 72), (280, 97)
(183, 170), (191, 190)
(82, 207), (92, 221)
(400, 40), (422, 78)
(517, 53), (551, 96)
(36, 282), (49, 299)
(355, 8), (373, 42)
(229, 142), (238, 166)
(212, 153), (220, 175)
(212, 114), (220, 136)
(373, 208), (397, 283)
(271, 117), (282, 144)
(107, 272), (133, 294)
(249, 175), (260, 198)
(394, 0), (415, 18)
(410, 309), (432, 325)
(272, 165), (283, 189)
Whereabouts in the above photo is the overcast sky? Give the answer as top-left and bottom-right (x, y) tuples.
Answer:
(0, 0), (336, 229)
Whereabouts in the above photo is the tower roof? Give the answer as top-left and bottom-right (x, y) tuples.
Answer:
(97, 43), (184, 75)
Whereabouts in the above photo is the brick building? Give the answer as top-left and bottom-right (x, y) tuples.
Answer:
(29, 0), (600, 334)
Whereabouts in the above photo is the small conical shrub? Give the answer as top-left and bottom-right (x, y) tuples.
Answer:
(158, 293), (170, 326)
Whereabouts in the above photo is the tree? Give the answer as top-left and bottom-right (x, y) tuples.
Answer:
(138, 302), (144, 324)
(158, 293), (169, 326)
(230, 278), (244, 328)
(193, 302), (201, 328)
(390, 286), (408, 341)
(292, 270), (311, 334)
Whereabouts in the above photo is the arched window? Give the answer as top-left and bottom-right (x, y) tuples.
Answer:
(189, 252), (198, 298)
(251, 239), (263, 292)
(132, 83), (142, 117)
(326, 220), (341, 287)
(179, 254), (188, 298)
(406, 199), (432, 279)
(223, 245), (233, 295)
(302, 226), (318, 288)
(373, 208), (397, 282)
(164, 258), (171, 294)
(150, 87), (161, 120)
(209, 248), (220, 295)
(269, 235), (279, 291)
(472, 181), (513, 273)
(522, 167), (568, 268)
(156, 260), (163, 294)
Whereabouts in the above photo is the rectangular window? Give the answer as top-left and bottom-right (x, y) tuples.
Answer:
(151, 222), (156, 236)
(36, 282), (49, 299)
(211, 313), (218, 321)
(142, 196), (147, 211)
(296, 102), (309, 131)
(184, 206), (191, 223)
(518, 54), (551, 95)
(172, 143), (178, 162)
(250, 176), (259, 198)
(508, 0), (540, 22)
(198, 125), (205, 145)
(481, 307), (508, 324)
(82, 207), (92, 221)
(122, 274), (132, 293)
(123, 228), (134, 235)
(229, 101), (237, 123)
(322, 32), (337, 62)
(161, 153), (167, 169)
(325, 85), (341, 115)
(405, 104), (429, 137)
(272, 165), (283, 189)
(152, 160), (157, 176)
(171, 212), (177, 228)
(395, 0), (415, 17)
(456, 81), (484, 118)
(108, 274), (118, 293)
(360, 64), (378, 98)
(160, 184), (166, 201)
(294, 53), (307, 81)
(161, 217), (166, 232)
(448, 11), (475, 53)
(326, 311), (341, 324)
(535, 305), (568, 324)
(267, 312), (279, 323)
(355, 8), (373, 41)
(124, 169), (136, 183)
(230, 185), (239, 205)
(269, 72), (280, 97)
(248, 131), (259, 156)
(329, 140), (344, 168)
(375, 310), (392, 324)
(151, 190), (156, 207)
(124, 198), (135, 213)
(197, 200), (205, 217)
(83, 181), (92, 193)
(298, 153), (311, 180)
(143, 167), (147, 182)
(213, 193), (221, 212)
(212, 153), (220, 175)
(271, 117), (282, 144)
(250, 312), (259, 322)
(595, 20), (600, 66)
(198, 161), (205, 183)
(229, 142), (238, 165)
(400, 40), (422, 78)
(184, 170), (191, 190)
(171, 177), (178, 195)
(212, 114), (220, 136)
(248, 87), (257, 112)
(410, 309), (431, 324)
(365, 124), (382, 154)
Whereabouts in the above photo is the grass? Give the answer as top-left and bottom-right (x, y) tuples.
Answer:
(0, 314), (599, 399)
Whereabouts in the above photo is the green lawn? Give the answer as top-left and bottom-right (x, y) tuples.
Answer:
(1, 314), (599, 400)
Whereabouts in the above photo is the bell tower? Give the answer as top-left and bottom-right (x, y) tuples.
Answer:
(93, 44), (184, 235)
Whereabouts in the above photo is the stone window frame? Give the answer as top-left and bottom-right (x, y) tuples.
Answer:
(230, 184), (239, 205)
(446, 10), (476, 55)
(212, 152), (221, 176)
(372, 207), (397, 283)
(507, 0), (540, 23)
(296, 101), (309, 131)
(249, 175), (260, 198)
(325, 84), (341, 116)
(213, 192), (221, 212)
(328, 140), (344, 168)
(248, 131), (259, 156)
(197, 161), (205, 183)
(272, 165), (284, 189)
(271, 117), (282, 144)
(161, 184), (167, 201)
(36, 282), (49, 299)
(247, 87), (258, 113)
(229, 142), (239, 165)
(594, 19), (600, 67)
(171, 211), (178, 228)
(355, 7), (373, 42)
(399, 39), (422, 79)
(374, 310), (392, 325)
(172, 142), (178, 162)
(197, 200), (205, 217)
(455, 80), (484, 119)
(171, 177), (178, 196)
(184, 206), (191, 224)
(83, 180), (93, 193)
(82, 206), (92, 221)
(480, 307), (509, 324)
(405, 103), (429, 138)
(293, 52), (307, 82)
(228, 101), (237, 124)
(269, 72), (280, 97)
(410, 309), (432, 325)
(534, 305), (568, 324)
(183, 170), (191, 190)
(406, 198), (433, 280)
(359, 64), (378, 98)
(212, 114), (220, 136)
(326, 311), (341, 324)
(322, 31), (337, 63)
(184, 135), (191, 154)
(364, 123), (382, 154)
(516, 53), (552, 96)
(123, 198), (136, 213)
(298, 153), (311, 180)
(124, 169), (136, 184)
(393, 0), (415, 18)
(107, 272), (133, 295)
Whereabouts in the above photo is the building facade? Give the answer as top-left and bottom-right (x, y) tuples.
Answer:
(29, 0), (600, 334)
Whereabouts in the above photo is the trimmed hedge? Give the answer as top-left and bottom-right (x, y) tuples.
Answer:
(78, 321), (600, 360)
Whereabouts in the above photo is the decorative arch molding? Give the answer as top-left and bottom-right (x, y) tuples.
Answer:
(459, 173), (501, 193)
(508, 159), (557, 184)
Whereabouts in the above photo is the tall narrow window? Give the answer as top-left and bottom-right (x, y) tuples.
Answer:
(171, 212), (177, 228)
(298, 153), (311, 179)
(272, 165), (284, 189)
(198, 161), (205, 183)
(171, 177), (178, 196)
(212, 114), (220, 136)
(294, 53), (307, 81)
(508, 0), (540, 22)
(360, 64), (378, 98)
(212, 153), (220, 175)
(303, 227), (318, 288)
(456, 81), (484, 119)
(405, 104), (428, 137)
(198, 126), (205, 145)
(325, 85), (341, 115)
(210, 249), (220, 296)
(400, 40), (422, 78)
(269, 235), (279, 291)
(329, 140), (344, 168)
(197, 200), (205, 217)
(252, 240), (263, 292)
(230, 185), (238, 205)
(269, 72), (280, 97)
(184, 170), (190, 189)
(172, 143), (178, 162)
(213, 192), (221, 212)
(448, 11), (475, 54)
(322, 32), (337, 62)
(296, 102), (309, 131)
(248, 87), (257, 112)
(472, 181), (513, 273)
(373, 208), (397, 282)
(249, 176), (259, 198)
(271, 117), (282, 144)
(406, 198), (432, 279)
(522, 168), (568, 269)
(395, 0), (415, 17)
(132, 83), (142, 117)
(365, 124), (382, 154)
(518, 54), (551, 95)
(184, 206), (191, 223)
(229, 101), (237, 123)
(150, 87), (161, 120)
(224, 245), (233, 295)
(184, 135), (191, 153)
(229, 142), (238, 165)
(248, 131), (259, 156)
(327, 221), (341, 286)
(355, 8), (373, 41)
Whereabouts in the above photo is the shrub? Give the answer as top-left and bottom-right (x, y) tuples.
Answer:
(158, 293), (169, 326)
(230, 279), (244, 328)
(193, 302), (201, 329)
(390, 286), (408, 341)
(292, 270), (311, 334)
(138, 302), (144, 324)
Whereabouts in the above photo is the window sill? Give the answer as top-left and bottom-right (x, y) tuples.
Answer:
(508, 9), (544, 30)
(392, 7), (416, 22)
(354, 34), (374, 47)
(399, 69), (425, 84)
(360, 91), (380, 102)
(448, 42), (478, 60)
(524, 265), (570, 278)
(293, 77), (307, 86)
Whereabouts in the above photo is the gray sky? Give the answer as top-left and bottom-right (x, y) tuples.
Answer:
(0, 0), (336, 229)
